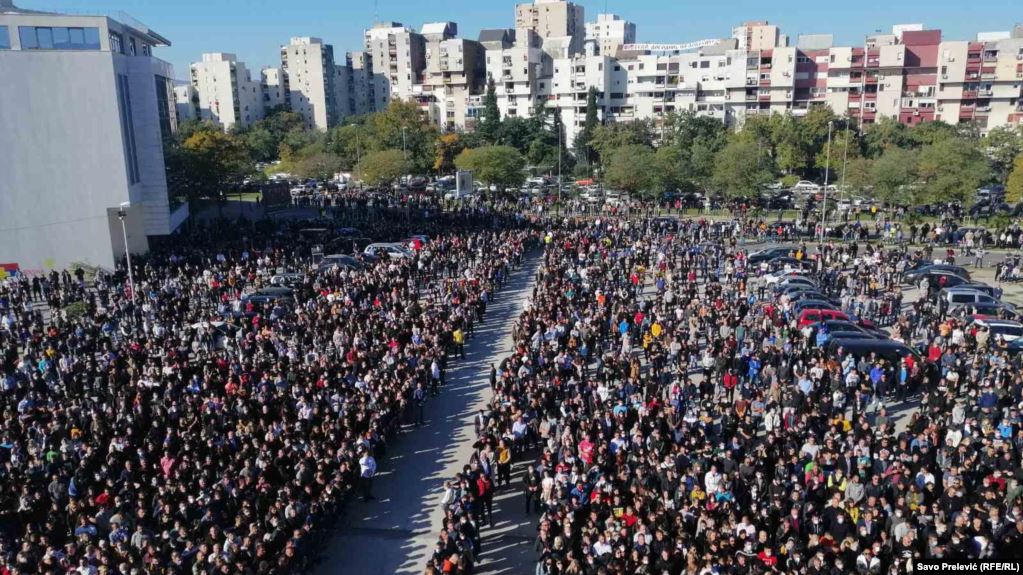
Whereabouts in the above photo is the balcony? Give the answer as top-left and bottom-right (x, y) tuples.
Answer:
(979, 89), (993, 97)
(962, 90), (978, 99)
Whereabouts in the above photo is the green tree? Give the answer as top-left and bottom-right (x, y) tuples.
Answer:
(323, 123), (371, 171)
(603, 144), (657, 197)
(241, 125), (278, 163)
(769, 113), (806, 176)
(711, 136), (775, 199)
(984, 125), (1023, 184)
(165, 125), (252, 201)
(863, 116), (912, 158)
(909, 120), (958, 147)
(589, 120), (655, 164)
(842, 157), (874, 194)
(293, 151), (343, 181)
(814, 127), (862, 187)
(869, 147), (919, 204)
(357, 149), (407, 186)
(454, 145), (526, 190)
(574, 87), (600, 166)
(478, 76), (502, 145)
(365, 101), (439, 174)
(1006, 154), (1023, 204)
(916, 138), (991, 204)
(667, 111), (727, 191)
(653, 146), (686, 195)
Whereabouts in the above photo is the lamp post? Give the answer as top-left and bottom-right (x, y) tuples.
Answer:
(401, 126), (408, 163)
(117, 202), (136, 305)
(819, 121), (834, 242)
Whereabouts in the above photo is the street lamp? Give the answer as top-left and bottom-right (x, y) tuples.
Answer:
(117, 201), (136, 305)
(401, 126), (408, 163)
(819, 121), (834, 242)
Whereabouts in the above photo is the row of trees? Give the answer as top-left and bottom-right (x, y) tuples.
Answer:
(165, 83), (1023, 205)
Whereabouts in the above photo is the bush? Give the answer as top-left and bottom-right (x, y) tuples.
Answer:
(63, 301), (88, 321)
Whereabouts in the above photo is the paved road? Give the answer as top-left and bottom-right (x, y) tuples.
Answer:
(315, 255), (541, 575)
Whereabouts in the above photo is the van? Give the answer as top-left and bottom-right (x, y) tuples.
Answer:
(939, 287), (1011, 313)
(798, 309), (849, 327)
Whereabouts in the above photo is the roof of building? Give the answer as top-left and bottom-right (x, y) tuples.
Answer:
(478, 28), (516, 45)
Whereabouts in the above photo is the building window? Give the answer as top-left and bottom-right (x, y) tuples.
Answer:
(18, 26), (100, 50)
(116, 74), (141, 185)
(109, 31), (123, 54)
(0, 26), (9, 49)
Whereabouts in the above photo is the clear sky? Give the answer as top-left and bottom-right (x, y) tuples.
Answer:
(25, 0), (1023, 80)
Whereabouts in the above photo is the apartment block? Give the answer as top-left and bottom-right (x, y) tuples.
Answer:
(280, 37), (340, 130)
(174, 83), (197, 122)
(419, 22), (486, 130)
(480, 28), (552, 120)
(935, 35), (1023, 130)
(260, 66), (287, 111)
(0, 0), (187, 271)
(189, 52), (263, 129)
(364, 22), (426, 109)
(515, 0), (585, 56)
(732, 21), (789, 52)
(584, 13), (635, 58)
(348, 50), (376, 115)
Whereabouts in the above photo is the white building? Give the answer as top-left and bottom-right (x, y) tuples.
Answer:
(280, 37), (342, 130)
(173, 83), (197, 122)
(0, 1), (187, 271)
(189, 52), (263, 130)
(260, 66), (287, 111)
(585, 13), (636, 57)
(420, 22), (486, 130)
(364, 22), (426, 108)
(480, 28), (552, 120)
(515, 0), (585, 56)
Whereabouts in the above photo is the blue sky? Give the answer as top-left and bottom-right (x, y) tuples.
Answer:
(26, 0), (1023, 80)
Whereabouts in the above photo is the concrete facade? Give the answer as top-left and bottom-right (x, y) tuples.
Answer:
(584, 13), (635, 58)
(280, 37), (339, 130)
(0, 4), (184, 272)
(189, 52), (263, 129)
(515, 0), (584, 56)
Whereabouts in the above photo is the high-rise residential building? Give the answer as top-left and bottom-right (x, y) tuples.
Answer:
(348, 50), (376, 115)
(934, 34), (1023, 130)
(364, 22), (426, 109)
(480, 28), (552, 120)
(584, 13), (636, 57)
(188, 52), (264, 129)
(420, 22), (486, 130)
(0, 0), (187, 271)
(515, 0), (585, 56)
(732, 21), (788, 51)
(260, 66), (288, 111)
(280, 37), (340, 130)
(174, 83), (198, 122)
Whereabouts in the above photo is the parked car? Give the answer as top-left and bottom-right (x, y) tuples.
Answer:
(913, 270), (972, 291)
(798, 309), (849, 327)
(363, 243), (414, 260)
(318, 255), (364, 272)
(747, 247), (795, 266)
(241, 287), (293, 305)
(969, 317), (1023, 353)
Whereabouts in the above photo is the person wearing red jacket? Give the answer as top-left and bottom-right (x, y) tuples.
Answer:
(723, 369), (739, 402)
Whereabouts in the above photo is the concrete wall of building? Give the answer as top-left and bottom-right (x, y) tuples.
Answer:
(0, 51), (132, 270)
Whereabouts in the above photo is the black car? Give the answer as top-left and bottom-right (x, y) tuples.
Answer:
(904, 264), (970, 284)
(748, 247), (795, 266)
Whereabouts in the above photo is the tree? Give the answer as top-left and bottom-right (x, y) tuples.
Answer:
(434, 133), (464, 173)
(842, 157), (874, 194)
(574, 87), (600, 166)
(366, 101), (439, 174)
(909, 120), (958, 147)
(454, 146), (526, 190)
(916, 138), (991, 204)
(869, 147), (918, 204)
(711, 136), (775, 199)
(814, 127), (861, 187)
(1006, 154), (1023, 204)
(603, 144), (657, 197)
(357, 149), (407, 186)
(667, 111), (727, 190)
(293, 152), (343, 181)
(985, 125), (1023, 184)
(863, 117), (912, 158)
(478, 76), (501, 145)
(653, 146), (686, 195)
(165, 125), (252, 201)
(589, 120), (655, 164)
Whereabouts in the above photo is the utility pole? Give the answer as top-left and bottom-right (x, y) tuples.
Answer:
(402, 126), (408, 163)
(820, 121), (833, 241)
(117, 202), (136, 305)
(557, 113), (562, 207)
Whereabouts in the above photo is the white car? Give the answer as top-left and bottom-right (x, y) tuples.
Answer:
(363, 243), (414, 260)
(792, 180), (821, 193)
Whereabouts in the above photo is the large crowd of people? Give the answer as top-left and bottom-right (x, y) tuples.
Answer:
(0, 207), (537, 575)
(430, 216), (1023, 575)
(4, 200), (1023, 575)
